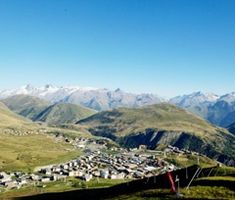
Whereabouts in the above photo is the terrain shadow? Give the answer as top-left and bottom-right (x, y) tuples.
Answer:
(16, 165), (227, 200)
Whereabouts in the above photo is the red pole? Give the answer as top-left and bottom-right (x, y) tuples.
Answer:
(166, 172), (176, 193)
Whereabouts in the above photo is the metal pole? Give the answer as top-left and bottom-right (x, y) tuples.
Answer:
(186, 166), (188, 179)
(186, 168), (200, 190)
(177, 178), (180, 194)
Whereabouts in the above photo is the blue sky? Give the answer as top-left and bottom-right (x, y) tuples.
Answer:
(0, 0), (235, 97)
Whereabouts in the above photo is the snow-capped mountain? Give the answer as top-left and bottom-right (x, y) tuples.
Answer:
(0, 84), (96, 102)
(62, 88), (164, 111)
(2, 85), (235, 128)
(170, 91), (219, 107)
(218, 92), (235, 103)
(0, 84), (164, 111)
(169, 91), (235, 128)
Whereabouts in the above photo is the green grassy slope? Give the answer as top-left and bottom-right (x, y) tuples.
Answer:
(0, 102), (87, 172)
(0, 134), (81, 172)
(1, 95), (50, 121)
(78, 104), (221, 136)
(3, 166), (235, 200)
(78, 103), (235, 165)
(0, 102), (40, 132)
(35, 103), (96, 125)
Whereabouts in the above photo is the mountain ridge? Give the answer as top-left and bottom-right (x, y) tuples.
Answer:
(34, 102), (96, 125)
(0, 85), (164, 111)
(2, 85), (235, 127)
(77, 103), (235, 165)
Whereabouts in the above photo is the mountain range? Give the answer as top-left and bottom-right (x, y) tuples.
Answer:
(1, 85), (235, 128)
(0, 85), (235, 166)
(0, 85), (164, 111)
(170, 91), (235, 128)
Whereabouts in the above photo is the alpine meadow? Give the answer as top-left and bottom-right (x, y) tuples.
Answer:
(0, 1), (235, 199)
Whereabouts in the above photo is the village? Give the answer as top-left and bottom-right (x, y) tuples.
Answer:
(0, 136), (201, 192)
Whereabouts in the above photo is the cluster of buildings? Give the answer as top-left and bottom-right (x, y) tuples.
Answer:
(0, 136), (183, 192)
(0, 128), (48, 136)
(36, 149), (176, 183)
(53, 134), (109, 151)
(166, 145), (200, 156)
(0, 148), (177, 191)
(0, 172), (31, 190)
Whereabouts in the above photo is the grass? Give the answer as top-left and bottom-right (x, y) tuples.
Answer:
(100, 187), (235, 200)
(0, 178), (127, 199)
(0, 102), (39, 132)
(0, 100), (95, 172)
(79, 103), (225, 137)
(0, 134), (82, 172)
(1, 166), (235, 199)
(1, 95), (50, 121)
(181, 186), (235, 199)
(197, 176), (235, 181)
(1, 95), (96, 125)
(35, 103), (96, 125)
(78, 103), (235, 164)
(163, 152), (217, 168)
(9, 186), (233, 200)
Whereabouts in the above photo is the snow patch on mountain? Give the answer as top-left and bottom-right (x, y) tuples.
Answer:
(170, 91), (219, 107)
(0, 84), (163, 111)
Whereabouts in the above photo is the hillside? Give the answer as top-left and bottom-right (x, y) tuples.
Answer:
(35, 103), (96, 125)
(1, 95), (50, 121)
(0, 102), (85, 172)
(78, 103), (235, 165)
(7, 165), (235, 200)
(227, 122), (235, 135)
(0, 101), (40, 132)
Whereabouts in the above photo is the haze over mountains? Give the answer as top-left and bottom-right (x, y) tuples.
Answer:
(1, 84), (235, 128)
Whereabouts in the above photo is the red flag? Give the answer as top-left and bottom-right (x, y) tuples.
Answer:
(166, 172), (176, 193)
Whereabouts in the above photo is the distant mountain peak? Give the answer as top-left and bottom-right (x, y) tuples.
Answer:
(170, 91), (219, 108)
(114, 88), (122, 92)
(44, 84), (55, 89)
(0, 85), (164, 111)
(219, 92), (235, 103)
(25, 84), (35, 90)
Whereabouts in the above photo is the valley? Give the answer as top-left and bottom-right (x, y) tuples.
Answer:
(0, 87), (235, 199)
(2, 0), (235, 198)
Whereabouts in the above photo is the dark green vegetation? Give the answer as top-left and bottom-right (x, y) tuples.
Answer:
(78, 103), (235, 166)
(35, 103), (96, 125)
(1, 95), (96, 125)
(6, 165), (234, 200)
(1, 95), (50, 121)
(0, 178), (127, 200)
